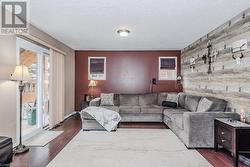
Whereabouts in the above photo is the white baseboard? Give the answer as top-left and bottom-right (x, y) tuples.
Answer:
(13, 128), (44, 147)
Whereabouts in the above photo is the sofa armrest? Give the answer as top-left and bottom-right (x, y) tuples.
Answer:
(183, 112), (240, 148)
(89, 97), (101, 106)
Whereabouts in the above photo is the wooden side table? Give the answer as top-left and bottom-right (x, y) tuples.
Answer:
(214, 118), (250, 167)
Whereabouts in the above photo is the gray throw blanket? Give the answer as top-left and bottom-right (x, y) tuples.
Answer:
(81, 106), (121, 132)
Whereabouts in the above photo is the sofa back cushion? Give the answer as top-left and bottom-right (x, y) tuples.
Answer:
(178, 92), (186, 108)
(157, 93), (168, 106)
(119, 94), (139, 106)
(184, 95), (201, 112)
(166, 93), (178, 103)
(205, 96), (228, 112)
(113, 94), (120, 106)
(139, 93), (157, 106)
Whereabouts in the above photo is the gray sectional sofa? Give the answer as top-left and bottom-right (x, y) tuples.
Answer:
(85, 92), (240, 148)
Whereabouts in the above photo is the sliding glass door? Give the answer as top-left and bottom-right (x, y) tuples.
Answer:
(16, 37), (50, 140)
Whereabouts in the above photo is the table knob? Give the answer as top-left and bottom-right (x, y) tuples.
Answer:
(221, 132), (225, 135)
(221, 139), (226, 143)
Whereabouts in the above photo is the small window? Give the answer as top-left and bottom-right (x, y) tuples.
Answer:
(88, 57), (106, 80)
(159, 57), (177, 80)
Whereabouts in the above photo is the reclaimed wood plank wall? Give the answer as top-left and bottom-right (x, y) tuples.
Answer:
(181, 7), (250, 121)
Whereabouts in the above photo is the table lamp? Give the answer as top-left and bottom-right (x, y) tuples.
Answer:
(88, 80), (97, 99)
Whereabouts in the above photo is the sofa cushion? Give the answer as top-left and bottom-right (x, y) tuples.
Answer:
(178, 92), (186, 108)
(157, 92), (168, 106)
(140, 105), (163, 114)
(100, 93), (114, 106)
(119, 94), (139, 106)
(205, 96), (227, 112)
(171, 114), (184, 130)
(166, 93), (178, 103)
(119, 106), (141, 114)
(184, 95), (201, 112)
(163, 108), (189, 118)
(196, 98), (213, 112)
(100, 106), (119, 113)
(81, 112), (95, 120)
(139, 93), (157, 106)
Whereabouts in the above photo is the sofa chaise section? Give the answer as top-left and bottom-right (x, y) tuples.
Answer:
(183, 111), (240, 148)
(80, 101), (119, 130)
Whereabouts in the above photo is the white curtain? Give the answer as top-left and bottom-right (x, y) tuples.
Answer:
(49, 50), (65, 128)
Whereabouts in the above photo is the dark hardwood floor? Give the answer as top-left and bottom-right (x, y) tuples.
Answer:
(198, 149), (247, 167)
(10, 114), (248, 167)
(11, 114), (81, 167)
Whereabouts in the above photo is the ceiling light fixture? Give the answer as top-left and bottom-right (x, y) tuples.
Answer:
(117, 29), (130, 37)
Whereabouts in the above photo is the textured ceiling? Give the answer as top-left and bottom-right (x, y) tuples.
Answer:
(30, 0), (250, 50)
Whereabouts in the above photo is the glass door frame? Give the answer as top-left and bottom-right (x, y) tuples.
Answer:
(16, 37), (50, 141)
(42, 52), (50, 128)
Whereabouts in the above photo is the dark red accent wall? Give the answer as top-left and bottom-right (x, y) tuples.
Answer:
(75, 51), (182, 111)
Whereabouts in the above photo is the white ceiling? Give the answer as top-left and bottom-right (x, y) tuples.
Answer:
(30, 0), (250, 50)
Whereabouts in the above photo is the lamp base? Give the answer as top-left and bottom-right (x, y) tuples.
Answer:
(13, 144), (29, 154)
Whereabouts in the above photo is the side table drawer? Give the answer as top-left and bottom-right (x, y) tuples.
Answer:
(216, 124), (232, 150)
(217, 125), (232, 141)
(217, 135), (232, 149)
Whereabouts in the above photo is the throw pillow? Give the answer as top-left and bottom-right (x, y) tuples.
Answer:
(157, 92), (168, 106)
(100, 93), (114, 106)
(184, 95), (201, 112)
(162, 101), (177, 108)
(196, 98), (213, 112)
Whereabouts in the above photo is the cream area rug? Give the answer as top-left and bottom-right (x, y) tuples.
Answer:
(47, 129), (212, 167)
(25, 130), (63, 147)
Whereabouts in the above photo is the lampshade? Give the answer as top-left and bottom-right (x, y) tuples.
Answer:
(88, 80), (97, 87)
(10, 65), (30, 82)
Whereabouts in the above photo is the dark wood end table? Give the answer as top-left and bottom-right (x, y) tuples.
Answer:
(214, 118), (250, 167)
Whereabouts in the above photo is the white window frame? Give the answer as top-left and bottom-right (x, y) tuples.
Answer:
(88, 57), (106, 80)
(158, 56), (177, 80)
